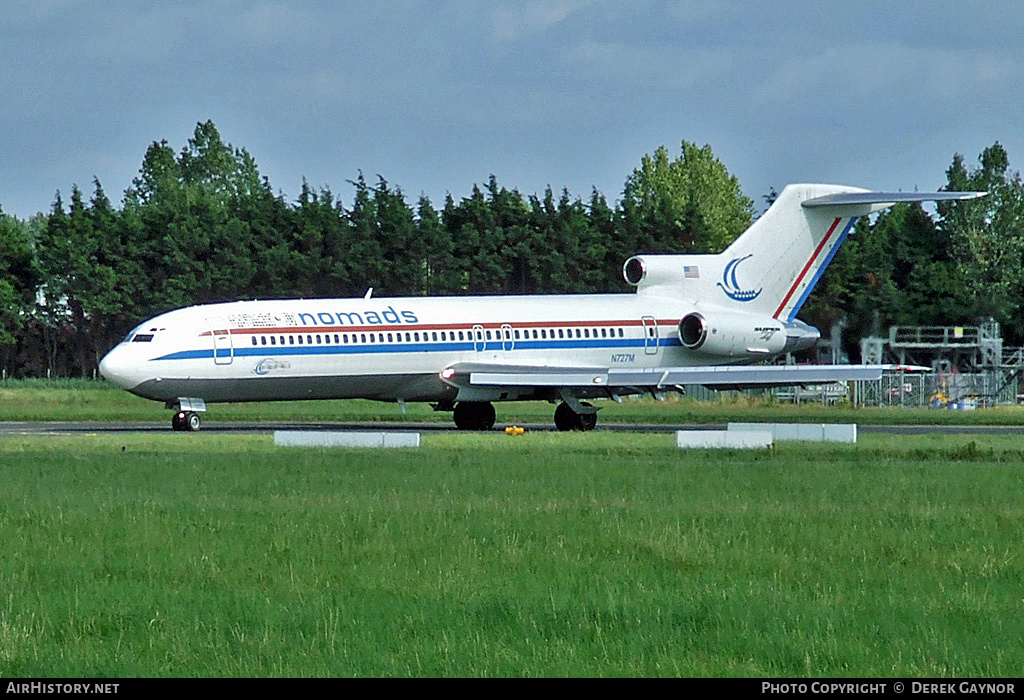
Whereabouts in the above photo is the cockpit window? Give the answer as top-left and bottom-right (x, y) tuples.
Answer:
(122, 324), (164, 343)
(122, 324), (143, 343)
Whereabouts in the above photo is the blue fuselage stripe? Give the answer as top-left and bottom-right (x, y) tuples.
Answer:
(154, 337), (681, 362)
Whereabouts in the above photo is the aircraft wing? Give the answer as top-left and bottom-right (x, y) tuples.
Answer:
(444, 362), (893, 391)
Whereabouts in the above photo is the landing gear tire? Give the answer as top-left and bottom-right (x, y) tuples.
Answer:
(554, 401), (597, 431)
(578, 404), (597, 431)
(453, 401), (496, 431)
(172, 411), (201, 432)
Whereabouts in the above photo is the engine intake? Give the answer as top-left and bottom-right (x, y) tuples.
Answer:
(623, 257), (647, 286)
(677, 311), (799, 358)
(678, 313), (708, 349)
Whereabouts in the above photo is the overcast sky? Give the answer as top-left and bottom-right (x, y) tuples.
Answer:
(2, 1), (1022, 219)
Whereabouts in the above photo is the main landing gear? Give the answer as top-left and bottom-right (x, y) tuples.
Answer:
(554, 401), (597, 431)
(453, 401), (496, 431)
(450, 400), (598, 431)
(171, 410), (202, 432)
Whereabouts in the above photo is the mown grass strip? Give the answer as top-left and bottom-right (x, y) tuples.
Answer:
(0, 432), (1021, 676)
(2, 378), (1024, 425)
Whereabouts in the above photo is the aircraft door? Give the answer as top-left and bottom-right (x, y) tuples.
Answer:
(641, 316), (659, 356)
(500, 324), (514, 351)
(473, 324), (486, 352)
(208, 316), (234, 365)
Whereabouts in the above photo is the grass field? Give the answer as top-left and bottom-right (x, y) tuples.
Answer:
(1, 429), (1022, 677)
(3, 377), (1024, 426)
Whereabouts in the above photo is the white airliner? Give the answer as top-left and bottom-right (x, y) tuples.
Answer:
(99, 184), (983, 431)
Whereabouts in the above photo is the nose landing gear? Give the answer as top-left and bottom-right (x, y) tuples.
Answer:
(171, 411), (202, 432)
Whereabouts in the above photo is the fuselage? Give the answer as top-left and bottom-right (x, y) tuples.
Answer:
(96, 184), (984, 432)
(99, 291), (737, 405)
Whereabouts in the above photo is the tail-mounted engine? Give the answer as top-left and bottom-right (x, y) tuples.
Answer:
(678, 312), (819, 358)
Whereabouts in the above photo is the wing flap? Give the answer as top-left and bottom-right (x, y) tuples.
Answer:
(461, 363), (889, 389)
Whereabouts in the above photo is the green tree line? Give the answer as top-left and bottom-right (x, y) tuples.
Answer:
(0, 121), (1017, 377)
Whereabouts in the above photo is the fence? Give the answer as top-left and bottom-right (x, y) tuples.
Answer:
(682, 369), (1024, 408)
(852, 370), (1022, 408)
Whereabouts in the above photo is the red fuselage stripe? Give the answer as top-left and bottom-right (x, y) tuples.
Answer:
(203, 319), (681, 336)
(773, 217), (842, 319)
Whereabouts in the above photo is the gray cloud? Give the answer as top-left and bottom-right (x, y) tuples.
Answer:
(2, 1), (1023, 218)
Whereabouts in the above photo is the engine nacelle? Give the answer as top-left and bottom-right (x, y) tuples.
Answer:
(678, 311), (817, 358)
(623, 255), (698, 289)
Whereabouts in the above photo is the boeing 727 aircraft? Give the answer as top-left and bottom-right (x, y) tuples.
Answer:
(99, 184), (984, 431)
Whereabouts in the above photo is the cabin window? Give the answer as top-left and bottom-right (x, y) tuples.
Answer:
(251, 337), (257, 346)
(316, 335), (321, 344)
(513, 330), (519, 340)
(618, 328), (624, 337)
(387, 333), (393, 342)
(260, 336), (267, 346)
(583, 328), (589, 338)
(414, 332), (420, 342)
(432, 332), (438, 341)
(297, 335), (303, 345)
(361, 334), (366, 343)
(601, 328), (607, 338)
(485, 330), (492, 340)
(288, 336), (294, 345)
(557, 329), (563, 339)
(378, 333), (384, 343)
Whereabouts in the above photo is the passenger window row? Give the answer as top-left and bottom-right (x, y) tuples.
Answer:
(247, 326), (632, 347)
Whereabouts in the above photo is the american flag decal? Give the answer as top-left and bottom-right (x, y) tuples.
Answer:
(683, 265), (699, 278)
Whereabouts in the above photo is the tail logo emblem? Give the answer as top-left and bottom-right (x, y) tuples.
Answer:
(718, 255), (762, 302)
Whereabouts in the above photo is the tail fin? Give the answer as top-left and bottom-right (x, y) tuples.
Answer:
(627, 184), (984, 321)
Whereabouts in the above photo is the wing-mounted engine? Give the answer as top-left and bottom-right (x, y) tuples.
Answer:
(678, 311), (819, 358)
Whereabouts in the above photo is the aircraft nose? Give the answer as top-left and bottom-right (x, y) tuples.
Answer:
(99, 346), (137, 390)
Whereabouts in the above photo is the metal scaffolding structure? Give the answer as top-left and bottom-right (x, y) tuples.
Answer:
(854, 320), (1024, 408)
(681, 321), (1024, 408)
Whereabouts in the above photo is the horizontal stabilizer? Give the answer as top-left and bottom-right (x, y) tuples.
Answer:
(802, 191), (986, 208)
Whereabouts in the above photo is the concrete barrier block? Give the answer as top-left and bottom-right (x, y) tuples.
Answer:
(382, 432), (421, 448)
(795, 424), (824, 441)
(274, 431), (420, 448)
(676, 430), (773, 449)
(727, 422), (856, 443)
(821, 423), (857, 443)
